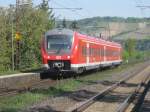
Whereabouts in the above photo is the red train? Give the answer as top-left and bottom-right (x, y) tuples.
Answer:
(41, 28), (122, 73)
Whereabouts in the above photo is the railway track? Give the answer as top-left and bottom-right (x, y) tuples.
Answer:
(116, 73), (150, 112)
(139, 80), (150, 112)
(67, 65), (150, 112)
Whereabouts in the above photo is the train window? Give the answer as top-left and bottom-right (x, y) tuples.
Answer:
(82, 47), (83, 56)
(90, 48), (92, 56)
(85, 47), (87, 56)
(113, 51), (119, 56)
(47, 34), (72, 54)
(82, 46), (87, 56)
(100, 48), (104, 57)
(97, 49), (99, 56)
(104, 49), (120, 57)
(90, 47), (94, 56)
(95, 49), (97, 56)
(93, 48), (96, 56)
(106, 50), (110, 56)
(99, 49), (101, 56)
(92, 48), (94, 56)
(106, 50), (108, 56)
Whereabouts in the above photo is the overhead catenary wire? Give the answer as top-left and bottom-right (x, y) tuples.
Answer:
(137, 5), (150, 8)
(76, 0), (97, 18)
(134, 0), (150, 17)
(62, 0), (95, 18)
(134, 0), (145, 17)
(50, 0), (85, 19)
(49, 8), (82, 10)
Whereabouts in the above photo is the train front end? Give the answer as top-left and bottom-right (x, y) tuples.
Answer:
(41, 29), (74, 72)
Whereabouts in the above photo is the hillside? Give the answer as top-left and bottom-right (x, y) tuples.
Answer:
(113, 25), (150, 40)
(77, 17), (150, 39)
(56, 17), (150, 40)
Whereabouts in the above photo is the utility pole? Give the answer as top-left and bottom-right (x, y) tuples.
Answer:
(10, 4), (15, 71)
(136, 5), (150, 17)
(12, 19), (15, 71)
(15, 0), (32, 69)
(15, 0), (20, 69)
(108, 22), (111, 40)
(86, 26), (108, 39)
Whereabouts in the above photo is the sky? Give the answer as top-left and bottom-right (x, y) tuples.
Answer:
(0, 0), (150, 20)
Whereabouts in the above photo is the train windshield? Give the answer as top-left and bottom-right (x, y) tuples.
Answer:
(47, 35), (73, 54)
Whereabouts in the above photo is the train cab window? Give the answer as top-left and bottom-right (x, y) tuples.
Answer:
(47, 34), (73, 54)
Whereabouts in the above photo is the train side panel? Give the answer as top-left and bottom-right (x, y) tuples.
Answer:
(70, 32), (122, 73)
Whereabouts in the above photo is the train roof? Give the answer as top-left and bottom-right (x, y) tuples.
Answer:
(76, 32), (121, 47)
(45, 28), (73, 36)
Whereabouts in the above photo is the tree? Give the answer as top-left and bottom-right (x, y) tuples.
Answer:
(125, 38), (137, 57)
(0, 8), (12, 71)
(70, 20), (78, 30)
(40, 0), (49, 11)
(0, 1), (55, 71)
(17, 3), (55, 69)
(62, 18), (67, 28)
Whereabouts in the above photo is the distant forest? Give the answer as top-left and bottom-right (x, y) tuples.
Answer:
(56, 16), (150, 28)
(77, 16), (150, 23)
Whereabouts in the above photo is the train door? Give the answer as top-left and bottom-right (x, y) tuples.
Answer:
(86, 43), (89, 64)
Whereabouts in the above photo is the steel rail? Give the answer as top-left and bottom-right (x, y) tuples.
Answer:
(134, 80), (150, 112)
(68, 67), (145, 112)
(115, 73), (150, 112)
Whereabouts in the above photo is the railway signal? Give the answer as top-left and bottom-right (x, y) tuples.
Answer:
(15, 32), (22, 41)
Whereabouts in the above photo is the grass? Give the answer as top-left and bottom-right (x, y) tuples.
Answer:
(0, 93), (45, 112)
(0, 70), (20, 76)
(0, 61), (143, 112)
(78, 64), (132, 82)
(0, 67), (41, 76)
(0, 79), (84, 112)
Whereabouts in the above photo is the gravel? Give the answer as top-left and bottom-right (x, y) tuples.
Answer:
(23, 62), (150, 112)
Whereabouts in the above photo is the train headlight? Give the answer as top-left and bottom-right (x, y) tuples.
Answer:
(67, 56), (70, 59)
(75, 45), (78, 50)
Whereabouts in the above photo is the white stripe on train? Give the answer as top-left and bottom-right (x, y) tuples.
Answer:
(71, 60), (122, 68)
(43, 60), (122, 70)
